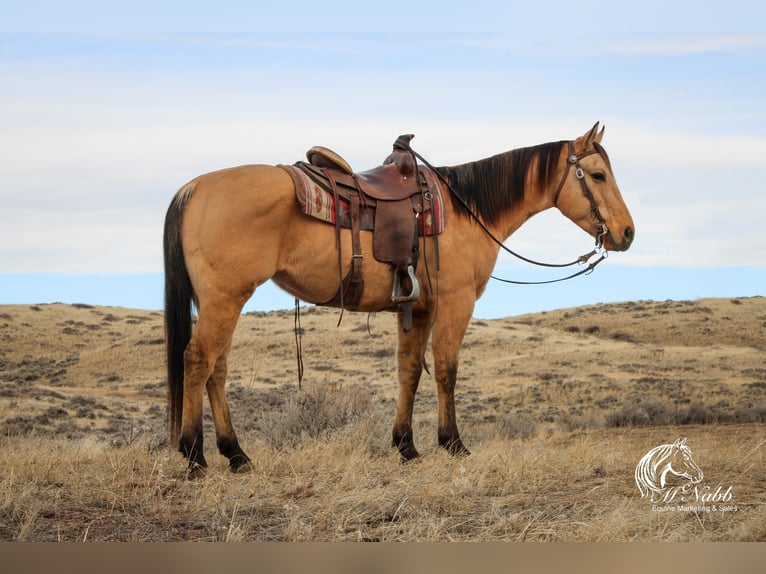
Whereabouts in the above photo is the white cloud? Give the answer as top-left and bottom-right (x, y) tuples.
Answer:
(610, 33), (766, 55)
(605, 125), (766, 168)
(2, 115), (765, 273)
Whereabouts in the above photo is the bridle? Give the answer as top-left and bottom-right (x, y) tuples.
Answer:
(552, 141), (609, 249)
(403, 139), (609, 285)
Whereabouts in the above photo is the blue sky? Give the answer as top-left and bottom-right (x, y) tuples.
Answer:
(1, 2), (765, 318)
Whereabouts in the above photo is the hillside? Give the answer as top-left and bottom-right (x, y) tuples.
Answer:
(1, 297), (764, 443)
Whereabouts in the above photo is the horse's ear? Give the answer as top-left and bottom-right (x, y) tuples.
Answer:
(576, 122), (601, 148)
(595, 124), (605, 144)
(677, 438), (687, 447)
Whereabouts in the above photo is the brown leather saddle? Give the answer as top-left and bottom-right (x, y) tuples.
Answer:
(280, 134), (443, 329)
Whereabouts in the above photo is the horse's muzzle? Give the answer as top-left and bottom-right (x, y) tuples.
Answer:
(606, 225), (635, 251)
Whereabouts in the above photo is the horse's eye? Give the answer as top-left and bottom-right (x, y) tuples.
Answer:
(592, 172), (606, 183)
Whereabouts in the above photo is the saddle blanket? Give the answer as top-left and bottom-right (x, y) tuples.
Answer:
(286, 165), (446, 236)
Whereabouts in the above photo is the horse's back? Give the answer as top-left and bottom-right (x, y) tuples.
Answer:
(186, 163), (292, 203)
(182, 164), (295, 225)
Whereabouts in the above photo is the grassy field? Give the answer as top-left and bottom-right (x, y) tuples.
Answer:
(0, 297), (764, 541)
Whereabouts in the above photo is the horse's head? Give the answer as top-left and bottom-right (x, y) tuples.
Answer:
(553, 123), (635, 252)
(665, 438), (704, 486)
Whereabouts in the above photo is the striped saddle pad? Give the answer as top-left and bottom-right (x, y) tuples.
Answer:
(283, 162), (446, 237)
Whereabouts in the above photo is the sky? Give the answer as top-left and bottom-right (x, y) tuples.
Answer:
(1, 2), (765, 318)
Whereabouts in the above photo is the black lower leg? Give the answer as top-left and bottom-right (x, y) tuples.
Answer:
(392, 428), (420, 461)
(217, 435), (251, 472)
(438, 430), (470, 457)
(179, 427), (207, 475)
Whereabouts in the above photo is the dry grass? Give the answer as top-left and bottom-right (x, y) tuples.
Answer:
(2, 423), (763, 541)
(0, 297), (764, 541)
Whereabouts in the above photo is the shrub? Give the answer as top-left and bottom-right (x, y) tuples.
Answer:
(256, 382), (378, 449)
(678, 402), (713, 425)
(604, 396), (677, 427)
(556, 412), (604, 432)
(734, 403), (766, 423)
(494, 413), (537, 439)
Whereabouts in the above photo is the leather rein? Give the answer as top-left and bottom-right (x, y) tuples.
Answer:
(403, 140), (609, 286)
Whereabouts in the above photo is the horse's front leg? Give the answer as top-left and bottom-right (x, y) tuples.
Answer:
(431, 299), (472, 457)
(392, 310), (432, 460)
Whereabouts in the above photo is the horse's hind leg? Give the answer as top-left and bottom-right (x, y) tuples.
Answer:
(180, 293), (248, 475)
(207, 342), (251, 472)
(179, 333), (212, 474)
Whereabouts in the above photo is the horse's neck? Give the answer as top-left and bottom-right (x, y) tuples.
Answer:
(440, 143), (563, 240)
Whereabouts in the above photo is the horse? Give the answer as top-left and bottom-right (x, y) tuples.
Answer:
(163, 122), (635, 475)
(635, 438), (704, 500)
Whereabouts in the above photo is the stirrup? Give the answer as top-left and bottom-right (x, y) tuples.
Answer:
(391, 265), (420, 303)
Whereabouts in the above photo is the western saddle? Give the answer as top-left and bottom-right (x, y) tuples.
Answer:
(280, 134), (442, 331)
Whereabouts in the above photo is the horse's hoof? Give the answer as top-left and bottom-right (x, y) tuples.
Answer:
(395, 443), (420, 462)
(440, 438), (471, 457)
(229, 455), (253, 474)
(186, 462), (208, 480)
(393, 429), (420, 461)
(452, 445), (471, 457)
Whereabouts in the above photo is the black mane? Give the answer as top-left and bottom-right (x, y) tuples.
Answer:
(437, 141), (567, 225)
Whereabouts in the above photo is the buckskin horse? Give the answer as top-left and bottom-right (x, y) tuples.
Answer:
(164, 123), (635, 475)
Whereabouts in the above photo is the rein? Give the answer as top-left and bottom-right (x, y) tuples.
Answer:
(403, 140), (609, 285)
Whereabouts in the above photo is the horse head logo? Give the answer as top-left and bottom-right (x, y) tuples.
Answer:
(635, 438), (704, 501)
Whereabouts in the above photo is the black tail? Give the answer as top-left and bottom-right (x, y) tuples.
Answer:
(163, 184), (196, 446)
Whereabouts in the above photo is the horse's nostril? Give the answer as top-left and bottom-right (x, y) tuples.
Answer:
(624, 226), (634, 243)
